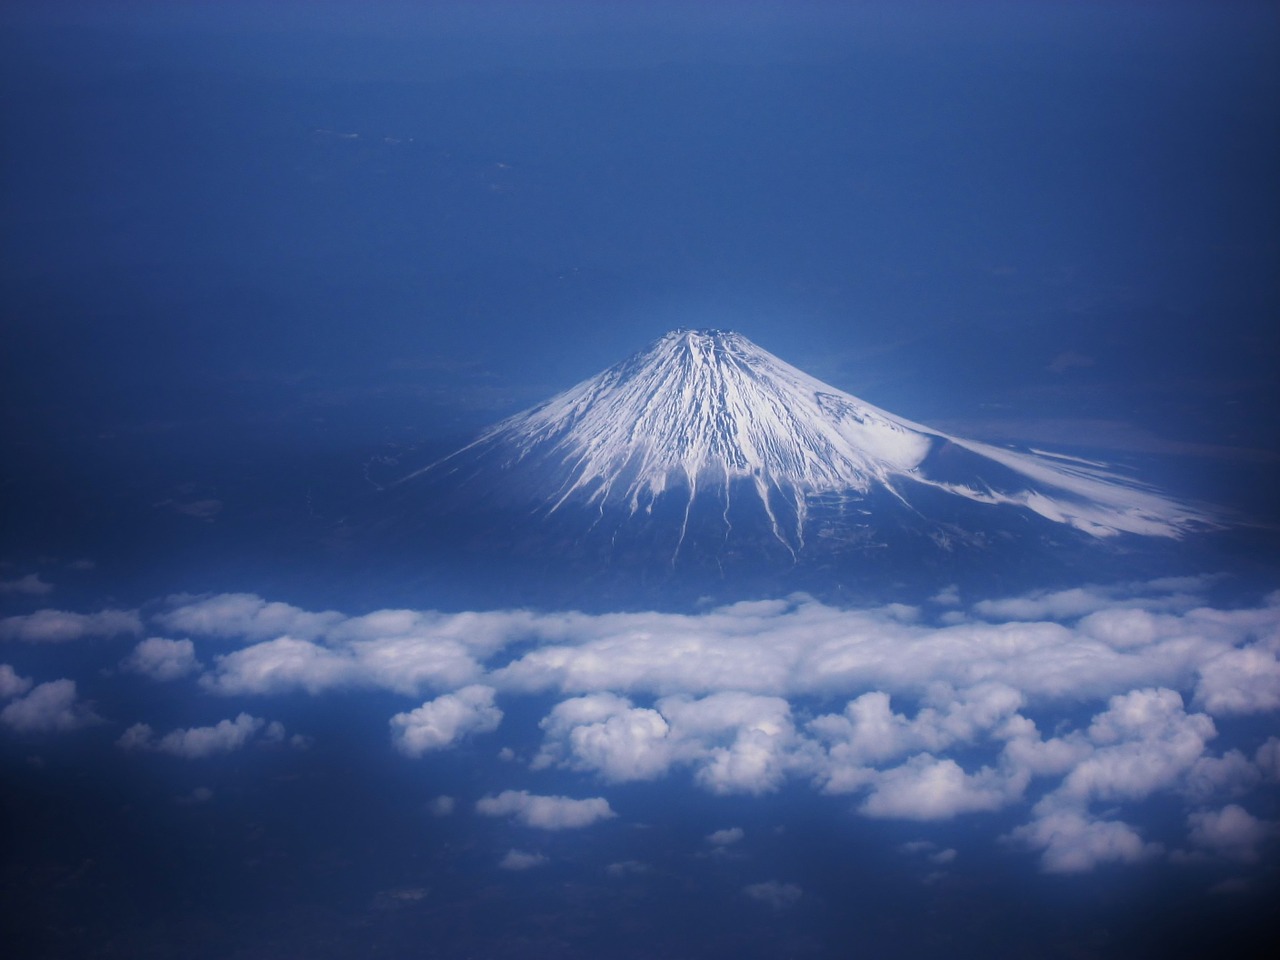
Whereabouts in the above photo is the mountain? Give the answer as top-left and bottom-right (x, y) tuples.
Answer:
(383, 330), (1216, 597)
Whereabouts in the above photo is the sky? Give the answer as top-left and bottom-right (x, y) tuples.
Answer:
(2, 2), (1279, 957)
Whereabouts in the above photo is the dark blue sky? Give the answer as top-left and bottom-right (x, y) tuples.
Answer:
(4, 1), (1277, 452)
(2, 4), (1279, 958)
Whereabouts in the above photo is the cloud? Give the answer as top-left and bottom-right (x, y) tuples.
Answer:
(117, 712), (280, 758)
(0, 608), (141, 643)
(0, 679), (98, 732)
(1009, 809), (1161, 874)
(0, 664), (33, 699)
(743, 881), (802, 909)
(156, 593), (343, 642)
(475, 790), (615, 830)
(498, 849), (548, 870)
(490, 585), (1278, 709)
(121, 638), (201, 681)
(1195, 646), (1280, 715)
(389, 685), (502, 757)
(860, 755), (1017, 820)
(187, 595), (546, 697)
(533, 693), (675, 781)
(428, 795), (455, 817)
(1186, 805), (1276, 862)
(169, 583), (1280, 722)
(0, 573), (53, 596)
(707, 827), (744, 846)
(533, 691), (808, 794)
(1056, 689), (1215, 805)
(1256, 737), (1280, 781)
(17, 578), (1280, 873)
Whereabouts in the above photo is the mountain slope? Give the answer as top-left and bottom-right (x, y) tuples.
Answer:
(402, 329), (1213, 560)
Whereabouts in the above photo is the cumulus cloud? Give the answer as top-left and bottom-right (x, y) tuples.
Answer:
(707, 827), (744, 846)
(0, 664), (33, 699)
(533, 691), (808, 794)
(117, 712), (280, 758)
(860, 755), (1016, 820)
(475, 790), (615, 830)
(187, 595), (547, 697)
(0, 679), (98, 732)
(489, 585), (1280, 709)
(19, 578), (1280, 873)
(1195, 646), (1280, 715)
(389, 685), (502, 757)
(155, 593), (344, 642)
(743, 881), (802, 909)
(1186, 805), (1276, 862)
(162, 583), (1280, 722)
(0, 608), (141, 643)
(1010, 809), (1160, 873)
(0, 573), (53, 596)
(498, 849), (548, 870)
(121, 637), (201, 681)
(1256, 737), (1280, 781)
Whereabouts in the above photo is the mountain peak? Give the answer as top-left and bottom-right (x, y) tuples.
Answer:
(406, 332), (1215, 558)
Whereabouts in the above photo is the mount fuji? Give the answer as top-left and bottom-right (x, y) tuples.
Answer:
(386, 330), (1215, 591)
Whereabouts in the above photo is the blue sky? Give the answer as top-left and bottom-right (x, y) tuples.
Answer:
(2, 2), (1279, 957)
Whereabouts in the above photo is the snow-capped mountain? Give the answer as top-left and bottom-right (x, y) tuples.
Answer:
(401, 329), (1212, 564)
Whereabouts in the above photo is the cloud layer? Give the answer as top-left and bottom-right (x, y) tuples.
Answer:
(4, 577), (1278, 873)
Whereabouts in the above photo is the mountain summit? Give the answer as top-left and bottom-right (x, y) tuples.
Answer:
(403, 329), (1210, 563)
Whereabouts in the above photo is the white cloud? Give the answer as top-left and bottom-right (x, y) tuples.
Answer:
(389, 685), (502, 757)
(117, 722), (154, 749)
(0, 608), (141, 643)
(1057, 689), (1214, 805)
(155, 593), (343, 642)
(0, 679), (98, 732)
(498, 849), (548, 870)
(200, 637), (362, 695)
(860, 755), (1018, 820)
(428, 795), (455, 817)
(1195, 646), (1280, 715)
(743, 881), (802, 909)
(160, 585), (1280, 727)
(0, 663), (33, 699)
(534, 693), (675, 781)
(475, 789), (615, 830)
(1256, 737), (1280, 781)
(489, 588), (1279, 711)
(533, 691), (808, 795)
(192, 600), (528, 696)
(0, 573), (53, 596)
(809, 683), (1026, 794)
(1182, 749), (1259, 804)
(117, 712), (279, 759)
(167, 595), (548, 698)
(1187, 805), (1276, 862)
(707, 827), (744, 846)
(121, 637), (201, 681)
(1009, 808), (1161, 873)
(17, 578), (1280, 874)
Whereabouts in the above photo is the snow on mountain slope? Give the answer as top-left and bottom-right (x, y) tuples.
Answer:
(405, 330), (1214, 550)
